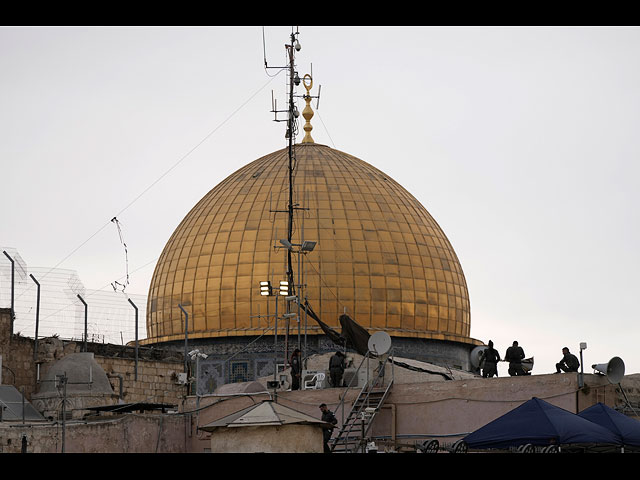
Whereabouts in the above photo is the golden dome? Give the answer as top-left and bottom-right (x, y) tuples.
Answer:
(144, 143), (473, 346)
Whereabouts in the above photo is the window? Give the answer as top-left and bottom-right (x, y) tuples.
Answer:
(230, 361), (249, 383)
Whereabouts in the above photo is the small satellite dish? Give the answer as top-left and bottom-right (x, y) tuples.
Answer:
(470, 346), (488, 370)
(368, 332), (392, 355)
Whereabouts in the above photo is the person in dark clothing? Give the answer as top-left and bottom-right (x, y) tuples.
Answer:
(505, 341), (526, 376)
(319, 403), (337, 453)
(329, 351), (346, 387)
(555, 347), (580, 373)
(290, 349), (302, 390)
(479, 340), (501, 378)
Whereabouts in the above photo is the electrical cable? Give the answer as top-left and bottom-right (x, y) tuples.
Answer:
(315, 109), (336, 148)
(12, 73), (280, 303)
(110, 217), (129, 293)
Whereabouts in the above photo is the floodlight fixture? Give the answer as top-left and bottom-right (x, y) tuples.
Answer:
(260, 281), (273, 296)
(301, 241), (316, 252)
(279, 280), (291, 296)
(279, 239), (293, 250)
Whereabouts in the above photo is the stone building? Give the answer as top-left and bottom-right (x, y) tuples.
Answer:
(2, 306), (640, 453)
(0, 307), (190, 452)
(3, 30), (640, 454)
(200, 400), (329, 453)
(143, 140), (483, 389)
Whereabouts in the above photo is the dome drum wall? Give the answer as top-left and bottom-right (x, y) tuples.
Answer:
(154, 335), (475, 393)
(145, 143), (479, 359)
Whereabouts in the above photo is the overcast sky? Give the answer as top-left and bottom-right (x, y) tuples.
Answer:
(1, 26), (639, 376)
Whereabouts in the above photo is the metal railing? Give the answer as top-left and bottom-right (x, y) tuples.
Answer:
(331, 350), (394, 452)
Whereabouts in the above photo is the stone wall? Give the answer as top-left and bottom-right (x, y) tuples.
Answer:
(0, 308), (38, 399)
(209, 424), (324, 453)
(183, 370), (632, 453)
(152, 334), (475, 393)
(0, 413), (188, 453)
(0, 308), (187, 411)
(96, 354), (185, 406)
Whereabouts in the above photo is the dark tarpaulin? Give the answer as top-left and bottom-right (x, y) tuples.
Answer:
(302, 301), (345, 348)
(339, 313), (371, 356)
(463, 397), (622, 450)
(578, 403), (640, 447)
(302, 301), (452, 380)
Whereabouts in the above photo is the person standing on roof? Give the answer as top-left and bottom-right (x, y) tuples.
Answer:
(505, 341), (526, 376)
(290, 348), (302, 390)
(479, 340), (501, 378)
(329, 351), (346, 387)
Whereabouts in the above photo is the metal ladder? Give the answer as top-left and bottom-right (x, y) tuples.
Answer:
(330, 352), (394, 453)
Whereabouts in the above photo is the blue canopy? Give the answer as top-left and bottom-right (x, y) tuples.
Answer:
(463, 397), (622, 449)
(578, 403), (640, 447)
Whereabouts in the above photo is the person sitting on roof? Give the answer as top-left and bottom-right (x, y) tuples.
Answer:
(555, 347), (580, 373)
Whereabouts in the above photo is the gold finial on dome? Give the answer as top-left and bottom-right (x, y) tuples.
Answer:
(301, 74), (314, 144)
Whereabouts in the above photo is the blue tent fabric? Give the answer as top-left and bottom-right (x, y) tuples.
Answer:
(463, 397), (622, 449)
(578, 403), (640, 447)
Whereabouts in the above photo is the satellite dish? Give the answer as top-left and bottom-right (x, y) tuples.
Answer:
(592, 356), (625, 384)
(470, 346), (488, 370)
(368, 332), (392, 355)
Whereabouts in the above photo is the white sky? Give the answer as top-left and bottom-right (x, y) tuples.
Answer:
(1, 26), (639, 376)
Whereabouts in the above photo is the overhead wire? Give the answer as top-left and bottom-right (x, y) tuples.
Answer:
(110, 217), (129, 293)
(303, 256), (347, 325)
(12, 72), (281, 303)
(315, 109), (336, 149)
(11, 65), (286, 330)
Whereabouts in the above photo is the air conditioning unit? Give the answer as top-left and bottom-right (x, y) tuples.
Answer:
(342, 368), (367, 388)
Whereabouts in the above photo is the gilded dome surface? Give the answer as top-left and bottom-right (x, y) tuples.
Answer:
(145, 143), (472, 345)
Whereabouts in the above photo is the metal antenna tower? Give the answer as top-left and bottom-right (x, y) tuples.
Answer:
(263, 26), (305, 359)
(264, 27), (321, 366)
(264, 26), (302, 297)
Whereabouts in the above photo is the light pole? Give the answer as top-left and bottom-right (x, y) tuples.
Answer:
(2, 251), (15, 321)
(279, 239), (316, 362)
(579, 342), (587, 388)
(260, 281), (280, 387)
(30, 274), (41, 361)
(77, 294), (87, 352)
(56, 373), (68, 453)
(128, 298), (139, 381)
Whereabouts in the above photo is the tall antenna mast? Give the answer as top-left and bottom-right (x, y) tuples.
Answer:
(285, 27), (298, 299)
(263, 26), (305, 361)
(264, 27), (323, 366)
(264, 27), (302, 296)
